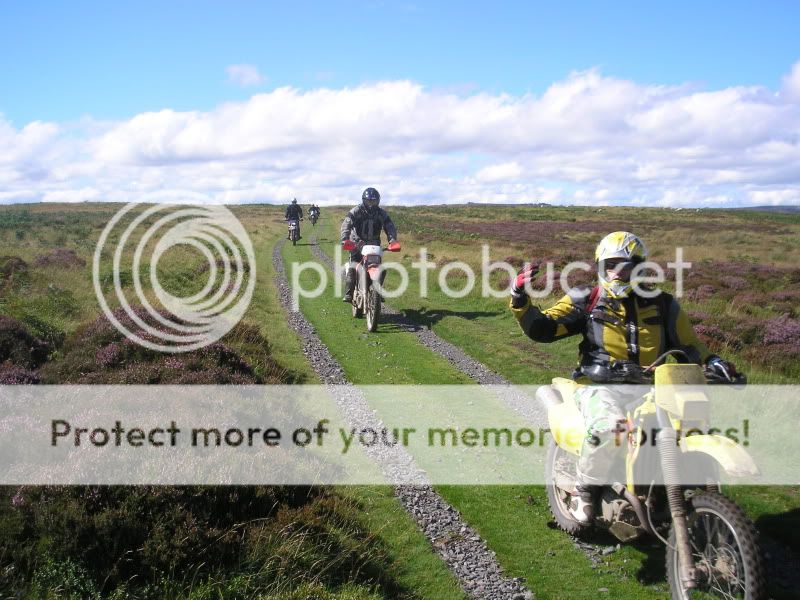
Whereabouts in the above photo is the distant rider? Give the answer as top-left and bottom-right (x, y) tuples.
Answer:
(510, 231), (738, 524)
(340, 187), (398, 302)
(284, 198), (304, 240)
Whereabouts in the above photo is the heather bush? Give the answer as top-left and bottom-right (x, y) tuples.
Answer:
(686, 310), (712, 323)
(1, 486), (402, 599)
(731, 316), (765, 346)
(763, 314), (800, 346)
(0, 255), (28, 279)
(744, 343), (800, 378)
(770, 289), (800, 302)
(694, 323), (742, 352)
(39, 305), (288, 384)
(503, 256), (524, 269)
(33, 247), (86, 269)
(0, 364), (42, 384)
(0, 255), (28, 293)
(0, 315), (54, 369)
(721, 275), (748, 290)
(684, 284), (716, 302)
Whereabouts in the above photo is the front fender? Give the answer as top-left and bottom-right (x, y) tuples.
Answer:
(680, 434), (760, 478)
(367, 266), (381, 281)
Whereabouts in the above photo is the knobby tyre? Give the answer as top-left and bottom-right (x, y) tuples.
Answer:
(366, 286), (380, 332)
(544, 438), (590, 537)
(667, 491), (765, 600)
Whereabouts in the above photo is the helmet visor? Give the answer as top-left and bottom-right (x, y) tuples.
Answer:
(364, 198), (379, 208)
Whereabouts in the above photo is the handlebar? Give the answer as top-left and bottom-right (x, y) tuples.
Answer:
(341, 241), (401, 252)
(580, 360), (746, 385)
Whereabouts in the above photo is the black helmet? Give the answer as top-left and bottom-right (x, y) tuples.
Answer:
(292, 198), (297, 204)
(362, 187), (380, 210)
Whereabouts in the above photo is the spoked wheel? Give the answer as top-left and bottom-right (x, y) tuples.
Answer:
(667, 492), (765, 600)
(544, 439), (589, 537)
(365, 287), (380, 332)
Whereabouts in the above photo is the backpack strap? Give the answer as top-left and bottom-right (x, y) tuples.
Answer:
(586, 285), (602, 313)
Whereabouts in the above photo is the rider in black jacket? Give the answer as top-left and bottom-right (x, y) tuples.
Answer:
(284, 199), (304, 240)
(340, 188), (398, 302)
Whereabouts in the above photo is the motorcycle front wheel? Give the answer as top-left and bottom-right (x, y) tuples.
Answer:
(667, 492), (765, 600)
(365, 287), (380, 332)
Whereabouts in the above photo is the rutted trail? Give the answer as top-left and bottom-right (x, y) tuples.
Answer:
(272, 239), (533, 600)
(309, 239), (547, 427)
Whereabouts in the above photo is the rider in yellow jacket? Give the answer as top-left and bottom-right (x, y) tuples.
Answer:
(510, 231), (737, 523)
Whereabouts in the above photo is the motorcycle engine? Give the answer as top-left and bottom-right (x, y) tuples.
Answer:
(601, 491), (643, 542)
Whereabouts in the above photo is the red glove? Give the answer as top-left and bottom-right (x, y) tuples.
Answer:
(511, 265), (537, 295)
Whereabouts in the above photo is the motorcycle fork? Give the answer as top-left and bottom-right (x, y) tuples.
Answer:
(656, 408), (697, 589)
(357, 264), (370, 303)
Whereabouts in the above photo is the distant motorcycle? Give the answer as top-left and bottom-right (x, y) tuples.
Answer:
(342, 240), (401, 332)
(287, 218), (302, 246)
(309, 210), (319, 226)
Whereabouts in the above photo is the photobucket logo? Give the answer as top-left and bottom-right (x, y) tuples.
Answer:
(92, 197), (256, 352)
(289, 244), (692, 306)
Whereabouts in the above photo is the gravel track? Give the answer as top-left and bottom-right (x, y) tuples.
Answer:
(273, 239), (533, 600)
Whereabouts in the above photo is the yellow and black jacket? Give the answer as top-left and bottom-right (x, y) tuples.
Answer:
(511, 286), (712, 371)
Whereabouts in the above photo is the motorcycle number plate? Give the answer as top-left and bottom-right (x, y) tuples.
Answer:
(361, 245), (382, 256)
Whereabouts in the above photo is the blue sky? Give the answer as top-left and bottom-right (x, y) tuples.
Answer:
(3, 1), (799, 124)
(1, 1), (799, 206)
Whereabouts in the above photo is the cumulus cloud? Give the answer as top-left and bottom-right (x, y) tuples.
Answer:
(226, 64), (266, 87)
(781, 60), (800, 102)
(476, 161), (522, 182)
(3, 63), (800, 207)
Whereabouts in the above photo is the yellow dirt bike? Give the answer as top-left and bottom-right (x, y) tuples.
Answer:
(538, 351), (765, 599)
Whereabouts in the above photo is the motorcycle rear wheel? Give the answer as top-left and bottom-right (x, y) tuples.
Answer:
(667, 492), (765, 600)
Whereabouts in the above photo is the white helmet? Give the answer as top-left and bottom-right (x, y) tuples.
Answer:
(595, 231), (648, 298)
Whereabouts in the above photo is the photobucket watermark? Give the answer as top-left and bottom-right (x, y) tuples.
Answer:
(289, 244), (692, 310)
(93, 197), (256, 352)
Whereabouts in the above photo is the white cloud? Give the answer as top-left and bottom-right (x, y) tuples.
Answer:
(748, 188), (800, 206)
(226, 64), (266, 87)
(42, 187), (101, 203)
(781, 60), (800, 102)
(476, 161), (522, 182)
(3, 62), (800, 207)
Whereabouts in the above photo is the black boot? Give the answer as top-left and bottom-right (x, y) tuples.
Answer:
(343, 268), (357, 302)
